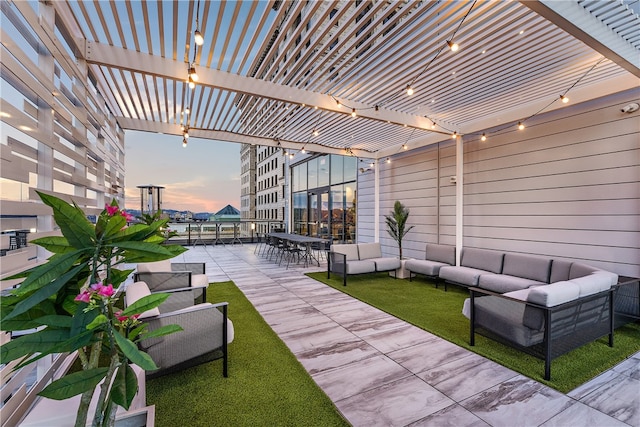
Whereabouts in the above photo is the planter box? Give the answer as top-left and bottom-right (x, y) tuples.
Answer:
(390, 259), (411, 279)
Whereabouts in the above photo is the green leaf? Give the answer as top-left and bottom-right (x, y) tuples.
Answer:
(107, 268), (134, 290)
(37, 191), (95, 249)
(0, 300), (55, 332)
(110, 363), (138, 409)
(106, 241), (175, 261)
(28, 236), (75, 254)
(6, 263), (87, 320)
(33, 314), (73, 328)
(103, 214), (126, 238)
(121, 293), (169, 317)
(126, 324), (146, 341)
(1, 329), (71, 363)
(139, 324), (182, 341)
(87, 314), (109, 330)
(110, 223), (157, 243)
(39, 367), (109, 400)
(12, 251), (86, 296)
(113, 331), (157, 370)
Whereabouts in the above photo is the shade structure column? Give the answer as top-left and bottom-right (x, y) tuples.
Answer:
(455, 135), (464, 266)
(374, 161), (380, 243)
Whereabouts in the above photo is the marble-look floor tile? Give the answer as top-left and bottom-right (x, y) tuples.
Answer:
(336, 375), (454, 427)
(361, 323), (435, 354)
(540, 401), (629, 427)
(312, 354), (412, 402)
(280, 322), (359, 354)
(264, 311), (335, 335)
(577, 374), (640, 425)
(407, 403), (490, 427)
(419, 353), (519, 402)
(296, 340), (381, 375)
(460, 376), (573, 427)
(566, 369), (620, 400)
(388, 339), (469, 375)
(612, 354), (640, 380)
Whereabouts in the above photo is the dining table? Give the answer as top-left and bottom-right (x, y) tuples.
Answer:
(267, 232), (329, 267)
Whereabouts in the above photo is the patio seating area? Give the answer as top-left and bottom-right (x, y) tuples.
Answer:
(172, 244), (639, 427)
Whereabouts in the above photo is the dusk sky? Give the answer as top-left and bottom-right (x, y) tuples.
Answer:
(124, 130), (241, 213)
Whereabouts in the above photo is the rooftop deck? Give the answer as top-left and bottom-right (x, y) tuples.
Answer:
(174, 244), (639, 427)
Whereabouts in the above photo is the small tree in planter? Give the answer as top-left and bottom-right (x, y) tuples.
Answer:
(385, 201), (414, 259)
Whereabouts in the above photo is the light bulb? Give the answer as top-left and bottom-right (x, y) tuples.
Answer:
(188, 66), (198, 81)
(188, 76), (195, 89)
(431, 122), (436, 129)
(184, 131), (189, 138)
(375, 105), (379, 113)
(518, 122), (525, 130)
(447, 40), (459, 52)
(312, 129), (319, 137)
(402, 144), (408, 150)
(560, 95), (569, 103)
(386, 157), (391, 164)
(451, 131), (457, 139)
(336, 100), (341, 108)
(406, 85), (414, 96)
(182, 138), (187, 148)
(481, 133), (487, 141)
(301, 147), (306, 154)
(194, 30), (204, 46)
(351, 108), (356, 118)
(369, 162), (374, 168)
(184, 107), (190, 115)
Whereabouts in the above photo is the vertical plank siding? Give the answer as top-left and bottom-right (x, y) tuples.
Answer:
(359, 89), (639, 277)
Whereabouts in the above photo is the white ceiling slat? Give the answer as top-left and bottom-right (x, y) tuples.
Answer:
(55, 0), (638, 157)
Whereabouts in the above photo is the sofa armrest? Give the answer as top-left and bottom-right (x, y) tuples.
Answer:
(171, 262), (206, 275)
(134, 271), (192, 292)
(328, 251), (348, 286)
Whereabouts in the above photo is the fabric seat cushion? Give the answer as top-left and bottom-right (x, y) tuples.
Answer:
(425, 244), (456, 265)
(125, 281), (161, 319)
(501, 253), (552, 283)
(478, 274), (545, 293)
(527, 281), (580, 307)
(137, 259), (172, 273)
(461, 248), (504, 274)
(358, 243), (383, 260)
(345, 259), (377, 275)
(371, 257), (401, 272)
(439, 266), (488, 287)
(462, 296), (543, 347)
(405, 259), (448, 276)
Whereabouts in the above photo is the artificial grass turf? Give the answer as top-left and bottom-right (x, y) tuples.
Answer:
(146, 281), (349, 427)
(306, 271), (640, 394)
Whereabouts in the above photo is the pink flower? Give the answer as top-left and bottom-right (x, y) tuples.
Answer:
(96, 283), (114, 297)
(115, 311), (128, 322)
(120, 210), (134, 222)
(75, 290), (91, 303)
(90, 282), (102, 291)
(105, 204), (119, 216)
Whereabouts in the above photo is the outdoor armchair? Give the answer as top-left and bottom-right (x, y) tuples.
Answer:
(134, 259), (208, 304)
(125, 281), (234, 378)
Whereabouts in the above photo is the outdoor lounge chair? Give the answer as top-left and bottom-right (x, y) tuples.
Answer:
(125, 281), (234, 378)
(134, 260), (208, 304)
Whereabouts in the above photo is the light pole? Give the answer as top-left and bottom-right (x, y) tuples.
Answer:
(251, 222), (255, 243)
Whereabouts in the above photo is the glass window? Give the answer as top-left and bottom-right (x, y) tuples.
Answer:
(293, 191), (308, 235)
(318, 156), (330, 187)
(344, 156), (357, 182)
(330, 154), (343, 184)
(307, 157), (318, 189)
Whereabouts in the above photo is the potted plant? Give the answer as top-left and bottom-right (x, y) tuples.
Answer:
(385, 200), (414, 260)
(0, 192), (187, 427)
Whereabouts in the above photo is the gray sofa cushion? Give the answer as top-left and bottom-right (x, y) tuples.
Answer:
(358, 242), (383, 260)
(461, 248), (504, 274)
(439, 266), (488, 287)
(405, 259), (448, 276)
(478, 274), (545, 293)
(527, 281), (581, 307)
(504, 289), (545, 331)
(571, 273), (614, 297)
(331, 244), (360, 261)
(371, 257), (401, 272)
(550, 259), (573, 283)
(462, 296), (544, 347)
(425, 244), (456, 265)
(345, 259), (377, 275)
(569, 262), (599, 280)
(502, 253), (552, 283)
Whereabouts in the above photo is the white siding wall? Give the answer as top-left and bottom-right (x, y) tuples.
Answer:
(358, 88), (640, 277)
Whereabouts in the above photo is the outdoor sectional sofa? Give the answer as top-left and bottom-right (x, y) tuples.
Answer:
(438, 247), (618, 380)
(405, 243), (456, 289)
(328, 242), (401, 286)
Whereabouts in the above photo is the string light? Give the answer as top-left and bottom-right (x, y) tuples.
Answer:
(188, 66), (198, 82)
(194, 30), (204, 46)
(518, 122), (525, 130)
(312, 128), (319, 137)
(560, 95), (569, 103)
(336, 99), (341, 108)
(375, 105), (379, 113)
(386, 157), (391, 164)
(402, 144), (408, 150)
(301, 146), (306, 154)
(406, 85), (414, 96)
(447, 40), (459, 52)
(481, 133), (487, 141)
(182, 138), (187, 148)
(431, 122), (436, 129)
(188, 76), (195, 89)
(184, 107), (190, 115)
(451, 131), (457, 139)
(351, 108), (357, 118)
(369, 161), (375, 168)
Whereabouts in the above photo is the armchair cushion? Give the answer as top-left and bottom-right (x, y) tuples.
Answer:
(461, 248), (504, 274)
(358, 242), (383, 260)
(125, 281), (161, 319)
(527, 281), (580, 307)
(331, 244), (359, 261)
(137, 259), (172, 273)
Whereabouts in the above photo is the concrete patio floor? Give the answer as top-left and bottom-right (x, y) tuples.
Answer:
(174, 244), (639, 427)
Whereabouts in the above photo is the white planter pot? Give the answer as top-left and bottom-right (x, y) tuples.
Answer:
(390, 259), (411, 279)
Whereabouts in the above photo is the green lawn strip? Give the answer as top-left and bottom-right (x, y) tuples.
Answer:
(146, 281), (349, 427)
(307, 272), (640, 393)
